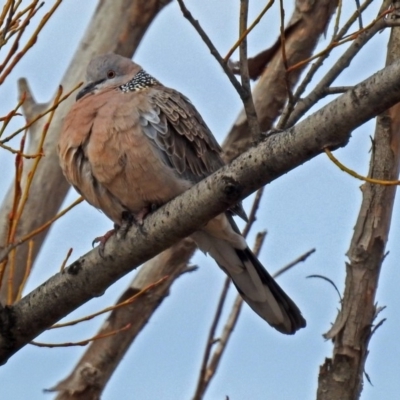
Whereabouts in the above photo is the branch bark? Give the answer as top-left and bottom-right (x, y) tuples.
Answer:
(316, 21), (400, 400)
(2, 58), (400, 364)
(49, 239), (194, 400)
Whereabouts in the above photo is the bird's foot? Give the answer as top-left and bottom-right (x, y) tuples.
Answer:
(92, 227), (117, 257)
(117, 211), (135, 239)
(132, 204), (160, 225)
(92, 205), (160, 256)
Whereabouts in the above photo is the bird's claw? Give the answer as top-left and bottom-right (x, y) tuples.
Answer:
(132, 204), (160, 226)
(92, 228), (116, 257)
(117, 211), (135, 239)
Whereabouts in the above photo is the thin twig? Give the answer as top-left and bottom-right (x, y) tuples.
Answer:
(0, 1), (38, 68)
(285, 5), (389, 127)
(0, 0), (15, 37)
(6, 86), (63, 247)
(193, 182), (265, 400)
(193, 232), (267, 398)
(0, 141), (43, 157)
(30, 324), (132, 348)
(176, 0), (246, 99)
(0, 88), (26, 139)
(325, 148), (400, 185)
(0, 197), (83, 265)
(332, 0), (342, 38)
(192, 277), (231, 400)
(224, 0), (275, 62)
(0, 0), (62, 84)
(59, 248), (73, 273)
(277, 0), (377, 128)
(1, 81), (82, 144)
(15, 239), (33, 301)
(239, 0), (260, 140)
(242, 187), (264, 238)
(355, 0), (363, 29)
(278, 0), (295, 108)
(273, 248), (316, 279)
(2, 130), (27, 299)
(307, 274), (342, 301)
(18, 197), (83, 245)
(0, 1), (33, 48)
(50, 276), (169, 329)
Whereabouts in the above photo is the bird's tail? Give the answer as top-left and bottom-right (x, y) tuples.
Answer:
(192, 215), (306, 334)
(231, 245), (306, 334)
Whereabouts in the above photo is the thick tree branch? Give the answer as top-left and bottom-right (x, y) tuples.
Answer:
(2, 58), (400, 363)
(49, 239), (195, 400)
(316, 22), (400, 400)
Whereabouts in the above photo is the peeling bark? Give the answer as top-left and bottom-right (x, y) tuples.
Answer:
(317, 24), (400, 400)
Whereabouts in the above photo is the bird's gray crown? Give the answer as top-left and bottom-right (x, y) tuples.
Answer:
(86, 53), (137, 82)
(119, 70), (159, 93)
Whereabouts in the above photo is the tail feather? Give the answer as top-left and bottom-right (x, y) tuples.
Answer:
(191, 214), (306, 335)
(233, 247), (306, 334)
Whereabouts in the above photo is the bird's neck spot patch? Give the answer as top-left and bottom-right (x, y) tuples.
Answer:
(119, 70), (159, 93)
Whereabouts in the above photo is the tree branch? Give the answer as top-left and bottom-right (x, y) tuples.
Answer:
(285, 0), (391, 127)
(223, 0), (339, 161)
(317, 18), (400, 400)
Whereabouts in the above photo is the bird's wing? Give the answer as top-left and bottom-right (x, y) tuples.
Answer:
(139, 87), (224, 184)
(138, 86), (247, 220)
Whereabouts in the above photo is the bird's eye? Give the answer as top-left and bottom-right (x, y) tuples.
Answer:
(107, 70), (116, 79)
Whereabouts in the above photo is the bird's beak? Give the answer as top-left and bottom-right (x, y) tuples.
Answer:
(76, 78), (106, 101)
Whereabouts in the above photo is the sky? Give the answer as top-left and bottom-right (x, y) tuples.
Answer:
(1, 1), (399, 399)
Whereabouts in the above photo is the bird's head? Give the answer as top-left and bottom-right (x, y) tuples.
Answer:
(76, 53), (141, 100)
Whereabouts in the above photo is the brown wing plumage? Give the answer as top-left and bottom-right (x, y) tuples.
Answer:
(140, 86), (224, 183)
(139, 86), (247, 220)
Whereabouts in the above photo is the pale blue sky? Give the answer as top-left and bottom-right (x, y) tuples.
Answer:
(1, 1), (398, 399)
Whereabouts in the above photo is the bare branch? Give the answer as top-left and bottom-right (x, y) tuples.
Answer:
(193, 231), (267, 400)
(285, 1), (391, 127)
(176, 0), (244, 98)
(238, 0), (260, 139)
(274, 248), (316, 279)
(192, 277), (231, 400)
(223, 0), (339, 162)
(51, 240), (196, 400)
(316, 16), (400, 399)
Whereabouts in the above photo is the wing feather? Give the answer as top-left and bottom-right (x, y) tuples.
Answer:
(140, 87), (223, 182)
(139, 86), (247, 220)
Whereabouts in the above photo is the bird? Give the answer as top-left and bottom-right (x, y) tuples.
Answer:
(58, 53), (306, 334)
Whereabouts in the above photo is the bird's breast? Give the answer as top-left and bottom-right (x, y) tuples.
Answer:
(59, 90), (191, 225)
